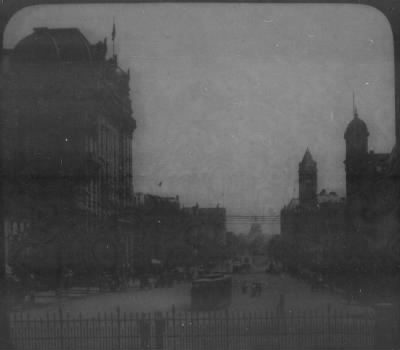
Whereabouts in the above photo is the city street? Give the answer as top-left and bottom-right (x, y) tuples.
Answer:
(15, 273), (373, 319)
(2, 4), (400, 349)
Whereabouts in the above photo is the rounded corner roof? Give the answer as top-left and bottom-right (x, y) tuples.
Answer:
(12, 27), (92, 62)
(345, 115), (369, 139)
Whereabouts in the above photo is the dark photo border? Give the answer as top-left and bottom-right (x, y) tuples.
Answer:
(0, 1), (399, 349)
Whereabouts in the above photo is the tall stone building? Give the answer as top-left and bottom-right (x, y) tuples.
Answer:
(344, 99), (370, 201)
(280, 149), (345, 242)
(1, 27), (136, 276)
(281, 97), (400, 262)
(343, 100), (400, 252)
(299, 149), (317, 207)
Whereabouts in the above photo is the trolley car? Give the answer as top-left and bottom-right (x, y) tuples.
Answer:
(191, 273), (232, 310)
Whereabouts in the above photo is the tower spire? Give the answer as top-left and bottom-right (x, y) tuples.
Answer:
(353, 91), (358, 119)
(112, 17), (116, 58)
(299, 148), (317, 207)
(301, 148), (314, 165)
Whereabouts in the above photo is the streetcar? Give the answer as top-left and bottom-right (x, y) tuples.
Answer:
(191, 273), (232, 310)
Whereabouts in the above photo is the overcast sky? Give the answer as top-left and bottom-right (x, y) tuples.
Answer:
(4, 3), (395, 233)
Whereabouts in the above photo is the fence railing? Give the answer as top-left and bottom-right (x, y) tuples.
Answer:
(9, 307), (379, 350)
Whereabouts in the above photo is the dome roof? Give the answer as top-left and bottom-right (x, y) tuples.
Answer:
(344, 114), (369, 140)
(12, 27), (92, 62)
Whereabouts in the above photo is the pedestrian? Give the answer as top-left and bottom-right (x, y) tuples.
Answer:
(138, 313), (151, 349)
(154, 311), (166, 349)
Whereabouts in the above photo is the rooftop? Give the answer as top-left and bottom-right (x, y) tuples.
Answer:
(12, 27), (94, 62)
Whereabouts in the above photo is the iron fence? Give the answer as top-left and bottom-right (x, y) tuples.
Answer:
(10, 307), (376, 350)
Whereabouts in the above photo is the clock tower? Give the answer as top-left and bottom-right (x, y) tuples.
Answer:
(299, 148), (317, 207)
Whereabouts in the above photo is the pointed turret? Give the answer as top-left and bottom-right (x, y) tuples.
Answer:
(352, 91), (358, 118)
(344, 94), (369, 158)
(299, 148), (317, 207)
(112, 17), (116, 56)
(110, 17), (117, 64)
(300, 148), (316, 168)
(344, 94), (369, 198)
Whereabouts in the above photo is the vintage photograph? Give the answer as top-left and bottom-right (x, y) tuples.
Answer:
(0, 1), (399, 349)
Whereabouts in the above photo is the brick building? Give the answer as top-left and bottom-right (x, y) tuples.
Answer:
(119, 194), (227, 270)
(183, 205), (227, 245)
(280, 150), (346, 243)
(120, 193), (184, 270)
(343, 101), (400, 255)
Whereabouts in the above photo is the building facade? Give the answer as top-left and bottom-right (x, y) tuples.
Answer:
(183, 205), (227, 246)
(280, 99), (400, 264)
(299, 149), (317, 208)
(1, 27), (136, 276)
(120, 194), (227, 271)
(343, 103), (400, 254)
(280, 149), (346, 243)
(127, 193), (184, 270)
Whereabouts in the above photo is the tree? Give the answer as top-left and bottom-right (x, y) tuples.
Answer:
(164, 243), (195, 269)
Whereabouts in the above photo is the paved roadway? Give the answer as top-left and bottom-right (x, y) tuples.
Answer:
(13, 273), (373, 319)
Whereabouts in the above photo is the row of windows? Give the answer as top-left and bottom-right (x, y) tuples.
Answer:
(5, 220), (30, 237)
(85, 117), (133, 216)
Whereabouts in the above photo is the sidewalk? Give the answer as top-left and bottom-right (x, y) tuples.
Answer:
(11, 286), (103, 312)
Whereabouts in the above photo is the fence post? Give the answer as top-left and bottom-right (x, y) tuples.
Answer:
(26, 313), (31, 350)
(225, 309), (229, 350)
(172, 305), (176, 350)
(76, 312), (80, 350)
(116, 306), (121, 350)
(0, 297), (12, 350)
(58, 306), (64, 350)
(66, 312), (70, 350)
(374, 303), (396, 350)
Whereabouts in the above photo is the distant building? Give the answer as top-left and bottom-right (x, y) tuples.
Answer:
(120, 193), (184, 269)
(280, 149), (346, 243)
(2, 27), (136, 273)
(281, 97), (400, 259)
(299, 149), (317, 208)
(183, 205), (227, 246)
(134, 193), (181, 212)
(120, 193), (228, 270)
(343, 100), (400, 253)
(248, 219), (263, 241)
